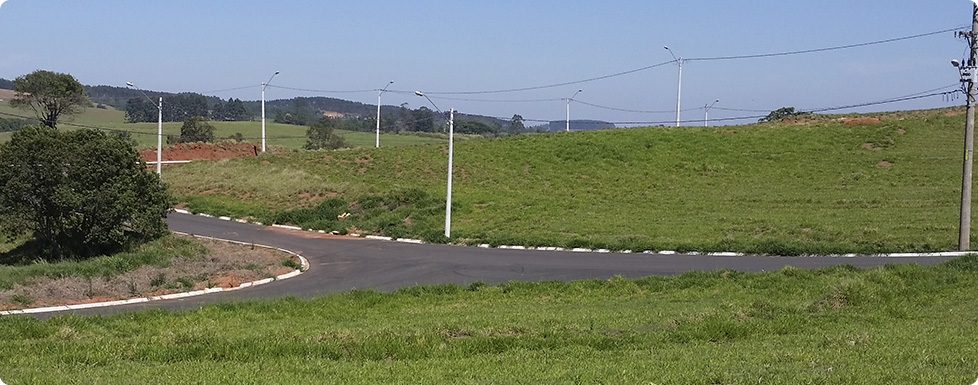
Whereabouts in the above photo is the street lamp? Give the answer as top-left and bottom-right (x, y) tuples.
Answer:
(565, 89), (582, 132)
(665, 46), (685, 127)
(376, 81), (394, 148)
(126, 82), (163, 175)
(704, 99), (719, 127)
(415, 91), (454, 238)
(261, 71), (280, 153)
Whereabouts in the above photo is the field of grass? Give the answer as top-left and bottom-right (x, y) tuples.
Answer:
(0, 101), (445, 149)
(165, 109), (969, 254)
(2, 257), (977, 383)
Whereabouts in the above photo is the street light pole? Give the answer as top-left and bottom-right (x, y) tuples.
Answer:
(665, 46), (684, 127)
(126, 82), (162, 175)
(376, 81), (393, 148)
(415, 91), (453, 238)
(261, 71), (280, 153)
(704, 99), (719, 127)
(565, 89), (582, 132)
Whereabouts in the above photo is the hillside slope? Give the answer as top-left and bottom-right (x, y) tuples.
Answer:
(167, 109), (967, 254)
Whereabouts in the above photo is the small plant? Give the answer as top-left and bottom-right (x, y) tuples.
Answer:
(176, 277), (195, 291)
(150, 272), (167, 288)
(281, 258), (302, 270)
(11, 294), (33, 306)
(127, 281), (139, 296)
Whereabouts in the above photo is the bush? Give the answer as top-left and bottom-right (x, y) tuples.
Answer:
(0, 126), (173, 260)
(177, 116), (215, 143)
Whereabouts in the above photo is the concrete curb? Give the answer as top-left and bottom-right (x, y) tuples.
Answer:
(0, 233), (309, 316)
(171, 209), (975, 259)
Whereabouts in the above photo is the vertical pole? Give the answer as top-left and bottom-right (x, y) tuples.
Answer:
(261, 84), (267, 153)
(961, 4), (978, 251)
(445, 109), (454, 238)
(704, 105), (709, 127)
(376, 92), (382, 148)
(156, 97), (162, 175)
(675, 59), (683, 127)
(565, 99), (570, 132)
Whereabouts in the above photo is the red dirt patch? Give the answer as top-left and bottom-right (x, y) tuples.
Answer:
(843, 117), (882, 125)
(861, 143), (883, 151)
(139, 141), (286, 164)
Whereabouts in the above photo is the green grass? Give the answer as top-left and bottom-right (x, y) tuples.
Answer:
(2, 257), (977, 383)
(166, 109), (969, 254)
(0, 235), (206, 290)
(0, 101), (445, 149)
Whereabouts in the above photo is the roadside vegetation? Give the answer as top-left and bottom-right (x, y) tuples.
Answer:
(167, 109), (967, 254)
(2, 256), (976, 383)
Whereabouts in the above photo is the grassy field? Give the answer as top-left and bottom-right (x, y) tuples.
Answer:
(0, 101), (445, 149)
(1, 257), (976, 383)
(165, 109), (969, 254)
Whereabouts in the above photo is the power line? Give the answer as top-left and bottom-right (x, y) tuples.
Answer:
(265, 84), (376, 94)
(687, 27), (964, 62)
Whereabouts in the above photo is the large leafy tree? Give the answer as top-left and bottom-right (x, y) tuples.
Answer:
(305, 116), (347, 150)
(177, 116), (215, 143)
(0, 126), (173, 260)
(508, 114), (525, 136)
(9, 70), (90, 128)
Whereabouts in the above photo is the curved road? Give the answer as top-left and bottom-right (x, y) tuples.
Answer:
(38, 213), (956, 318)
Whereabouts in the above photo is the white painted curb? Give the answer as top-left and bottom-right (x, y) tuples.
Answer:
(1, 233), (309, 316)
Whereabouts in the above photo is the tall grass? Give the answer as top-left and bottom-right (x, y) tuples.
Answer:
(1, 257), (976, 383)
(166, 111), (968, 254)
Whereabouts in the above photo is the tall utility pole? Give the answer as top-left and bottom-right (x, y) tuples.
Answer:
(960, 4), (978, 251)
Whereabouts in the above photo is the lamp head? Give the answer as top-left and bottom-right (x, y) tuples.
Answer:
(274, 71), (280, 75)
(415, 91), (424, 97)
(126, 82), (134, 87)
(952, 59), (962, 68)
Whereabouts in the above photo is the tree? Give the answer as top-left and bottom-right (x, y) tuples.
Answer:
(410, 107), (436, 132)
(125, 97), (157, 123)
(0, 126), (173, 260)
(759, 107), (810, 123)
(9, 70), (90, 128)
(305, 116), (348, 150)
(178, 116), (215, 143)
(508, 114), (525, 136)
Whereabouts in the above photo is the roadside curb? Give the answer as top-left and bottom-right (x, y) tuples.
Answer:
(0, 233), (309, 316)
(173, 209), (974, 259)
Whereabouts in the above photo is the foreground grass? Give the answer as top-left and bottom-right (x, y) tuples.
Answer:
(2, 257), (977, 384)
(167, 109), (968, 254)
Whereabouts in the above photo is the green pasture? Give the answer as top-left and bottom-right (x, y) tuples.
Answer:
(2, 257), (977, 383)
(0, 101), (444, 149)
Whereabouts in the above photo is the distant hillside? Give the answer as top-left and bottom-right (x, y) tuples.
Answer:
(0, 78), (12, 90)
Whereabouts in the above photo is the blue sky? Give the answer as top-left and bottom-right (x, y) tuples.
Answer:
(0, 0), (972, 126)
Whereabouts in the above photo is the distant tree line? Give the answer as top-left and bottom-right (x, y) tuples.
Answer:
(0, 78), (13, 90)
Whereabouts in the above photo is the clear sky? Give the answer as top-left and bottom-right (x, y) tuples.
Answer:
(0, 0), (972, 126)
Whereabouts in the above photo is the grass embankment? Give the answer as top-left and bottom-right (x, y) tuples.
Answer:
(0, 101), (445, 149)
(2, 257), (977, 383)
(167, 109), (966, 254)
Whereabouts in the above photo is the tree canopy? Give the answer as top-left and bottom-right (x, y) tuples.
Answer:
(176, 116), (216, 143)
(9, 70), (90, 128)
(305, 117), (348, 150)
(0, 126), (173, 260)
(759, 107), (810, 123)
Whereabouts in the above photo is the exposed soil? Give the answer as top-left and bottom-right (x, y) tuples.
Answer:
(0, 235), (301, 311)
(842, 117), (882, 125)
(139, 141), (286, 163)
(0, 89), (16, 100)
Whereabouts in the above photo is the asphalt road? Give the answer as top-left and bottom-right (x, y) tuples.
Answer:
(33, 212), (956, 318)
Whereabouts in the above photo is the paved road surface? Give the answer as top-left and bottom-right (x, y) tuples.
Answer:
(33, 213), (956, 318)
